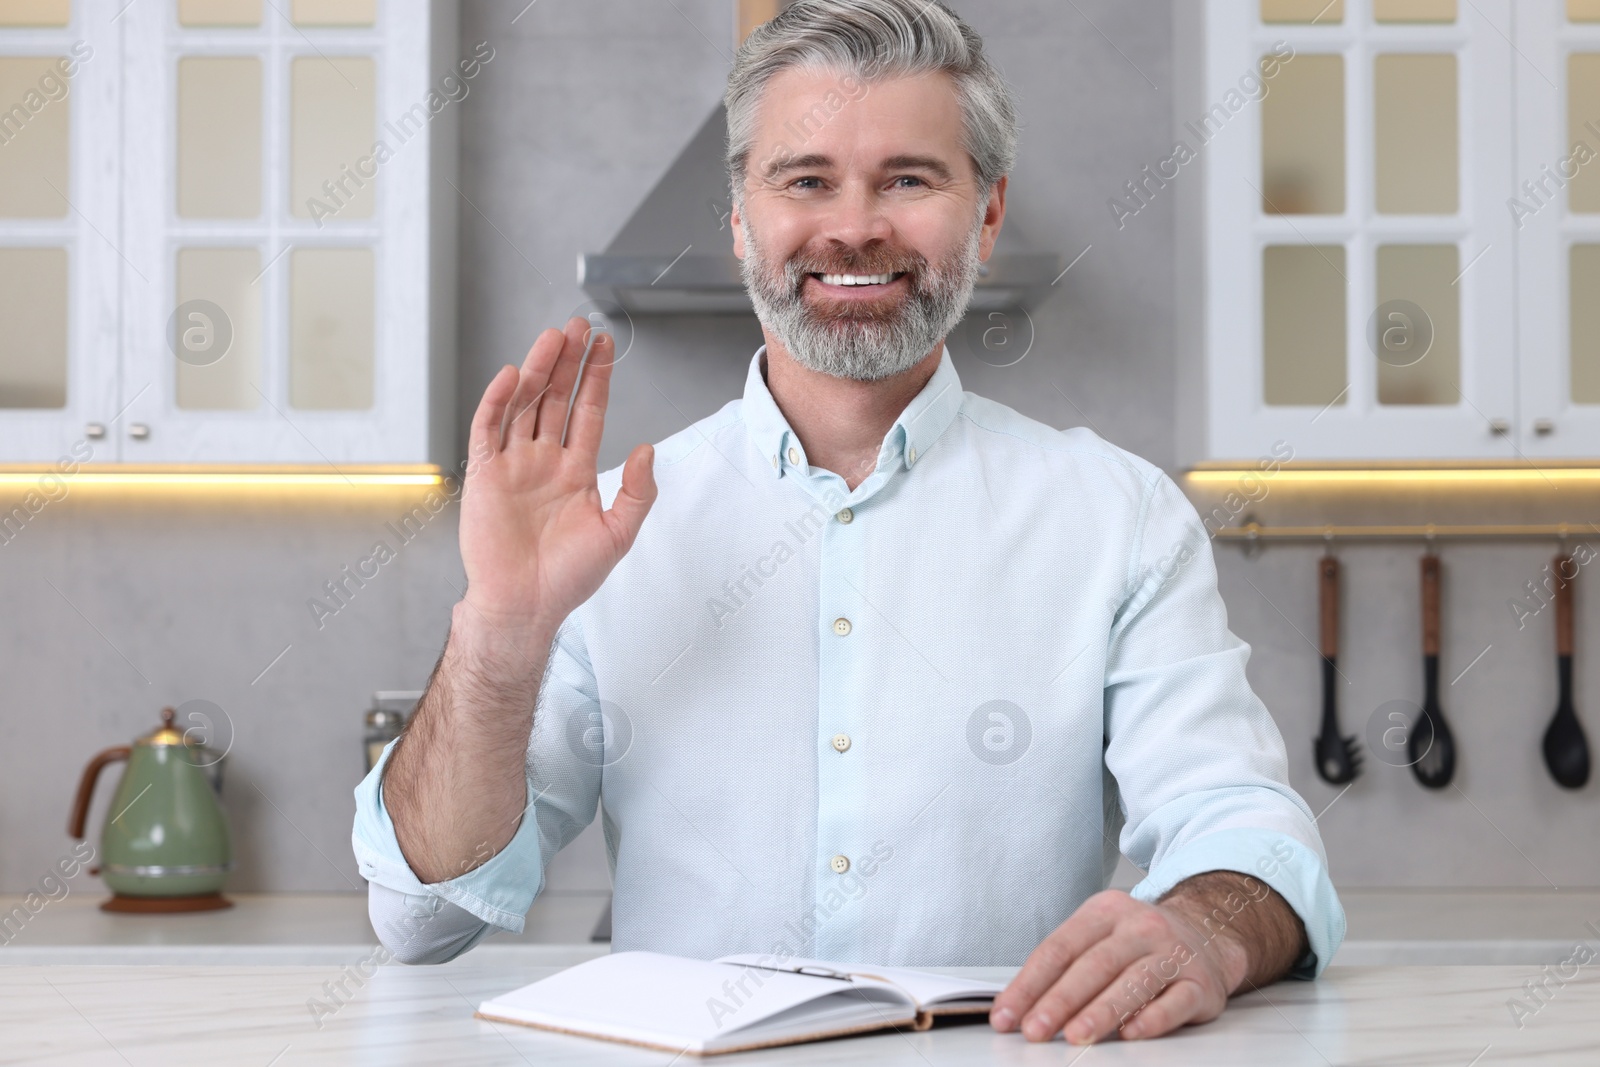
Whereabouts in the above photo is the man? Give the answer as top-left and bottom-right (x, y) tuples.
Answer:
(354, 0), (1343, 1045)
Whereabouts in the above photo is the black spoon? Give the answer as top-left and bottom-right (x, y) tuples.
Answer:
(1314, 555), (1361, 784)
(1410, 553), (1456, 788)
(1543, 553), (1590, 789)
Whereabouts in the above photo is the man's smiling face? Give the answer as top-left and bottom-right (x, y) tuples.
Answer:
(731, 66), (1007, 381)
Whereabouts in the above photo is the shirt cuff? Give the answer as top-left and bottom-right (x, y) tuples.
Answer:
(1128, 827), (1345, 980)
(367, 881), (499, 964)
(351, 738), (546, 933)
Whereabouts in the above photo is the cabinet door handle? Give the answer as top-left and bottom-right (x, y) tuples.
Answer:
(1534, 418), (1555, 436)
(128, 423), (150, 440)
(1489, 418), (1511, 435)
(84, 423), (106, 439)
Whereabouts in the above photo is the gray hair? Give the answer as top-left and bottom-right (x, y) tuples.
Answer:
(724, 0), (1018, 204)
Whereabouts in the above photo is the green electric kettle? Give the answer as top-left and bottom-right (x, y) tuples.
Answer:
(69, 707), (233, 913)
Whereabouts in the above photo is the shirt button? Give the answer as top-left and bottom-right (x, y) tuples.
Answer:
(772, 454), (779, 469)
(831, 733), (851, 752)
(830, 854), (850, 874)
(787, 446), (800, 465)
(907, 446), (917, 465)
(832, 617), (852, 636)
(836, 507), (853, 524)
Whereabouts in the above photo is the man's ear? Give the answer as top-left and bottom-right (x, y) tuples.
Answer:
(978, 174), (1008, 261)
(730, 194), (745, 259)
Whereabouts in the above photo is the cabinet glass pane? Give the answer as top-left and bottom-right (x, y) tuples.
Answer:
(1374, 54), (1458, 215)
(291, 248), (373, 410)
(0, 247), (67, 408)
(177, 57), (261, 219)
(291, 0), (376, 26)
(0, 2), (69, 26)
(1263, 245), (1347, 406)
(178, 0), (261, 26)
(0, 57), (70, 218)
(1375, 245), (1459, 405)
(1261, 0), (1343, 23)
(1571, 1), (1600, 22)
(290, 57), (375, 220)
(1373, 0), (1455, 21)
(1262, 55), (1344, 214)
(1573, 245), (1600, 403)
(175, 248), (260, 411)
(1569, 55), (1600, 213)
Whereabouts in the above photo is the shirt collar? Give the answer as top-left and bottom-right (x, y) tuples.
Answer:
(741, 344), (965, 480)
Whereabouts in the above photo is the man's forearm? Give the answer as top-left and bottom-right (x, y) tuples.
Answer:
(382, 601), (555, 885)
(1159, 870), (1309, 990)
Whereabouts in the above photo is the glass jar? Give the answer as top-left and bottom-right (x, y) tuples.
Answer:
(364, 690), (421, 773)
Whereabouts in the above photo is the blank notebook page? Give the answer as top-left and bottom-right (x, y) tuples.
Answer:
(478, 951), (912, 1047)
(716, 954), (1004, 1007)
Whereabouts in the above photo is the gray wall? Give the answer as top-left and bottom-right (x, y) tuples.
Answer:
(2, 0), (1591, 901)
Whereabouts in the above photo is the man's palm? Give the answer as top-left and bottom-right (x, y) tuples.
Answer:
(459, 317), (656, 630)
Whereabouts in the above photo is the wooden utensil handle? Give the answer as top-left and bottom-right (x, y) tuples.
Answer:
(1319, 557), (1339, 658)
(1555, 553), (1575, 657)
(1421, 554), (1441, 656)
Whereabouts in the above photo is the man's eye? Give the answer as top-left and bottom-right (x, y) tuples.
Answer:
(892, 176), (926, 189)
(791, 177), (824, 190)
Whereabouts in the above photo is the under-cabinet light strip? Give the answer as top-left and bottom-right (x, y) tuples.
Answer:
(0, 467), (443, 488)
(1187, 468), (1600, 486)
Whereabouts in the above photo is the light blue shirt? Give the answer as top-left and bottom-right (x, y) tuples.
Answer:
(353, 345), (1344, 976)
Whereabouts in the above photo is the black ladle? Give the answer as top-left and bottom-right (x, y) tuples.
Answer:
(1409, 553), (1456, 788)
(1314, 556), (1361, 784)
(1543, 553), (1590, 789)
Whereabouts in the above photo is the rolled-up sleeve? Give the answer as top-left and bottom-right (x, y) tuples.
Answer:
(351, 613), (606, 948)
(1104, 470), (1345, 979)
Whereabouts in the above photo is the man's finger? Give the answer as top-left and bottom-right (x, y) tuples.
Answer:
(602, 443), (658, 553)
(991, 895), (1122, 1030)
(468, 365), (518, 458)
(1018, 936), (1147, 1042)
(1117, 977), (1207, 1041)
(1058, 953), (1173, 1045)
(562, 330), (614, 456)
(505, 328), (566, 441)
(534, 317), (593, 444)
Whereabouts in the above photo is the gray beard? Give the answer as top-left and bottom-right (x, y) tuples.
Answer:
(739, 208), (984, 383)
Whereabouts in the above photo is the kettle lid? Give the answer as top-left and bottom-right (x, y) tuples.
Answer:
(137, 707), (190, 747)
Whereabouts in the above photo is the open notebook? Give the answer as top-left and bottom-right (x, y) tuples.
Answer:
(475, 950), (1004, 1056)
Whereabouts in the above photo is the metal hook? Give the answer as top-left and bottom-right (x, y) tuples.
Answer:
(1322, 525), (1335, 558)
(1239, 513), (1264, 560)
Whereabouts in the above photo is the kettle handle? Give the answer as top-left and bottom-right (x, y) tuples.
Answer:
(69, 746), (131, 839)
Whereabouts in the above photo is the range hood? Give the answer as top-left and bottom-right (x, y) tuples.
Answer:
(577, 105), (1061, 315)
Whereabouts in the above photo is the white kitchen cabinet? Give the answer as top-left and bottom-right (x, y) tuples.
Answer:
(0, 4), (122, 462)
(1512, 1), (1600, 458)
(0, 0), (458, 466)
(1176, 0), (1600, 464)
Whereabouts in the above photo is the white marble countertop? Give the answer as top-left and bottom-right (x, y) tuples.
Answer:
(4, 953), (1597, 1065)
(4, 891), (1599, 1063)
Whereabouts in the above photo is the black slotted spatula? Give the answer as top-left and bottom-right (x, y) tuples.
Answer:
(1314, 556), (1361, 784)
(1409, 553), (1456, 789)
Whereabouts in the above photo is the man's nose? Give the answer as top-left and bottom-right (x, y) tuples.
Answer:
(818, 181), (895, 247)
